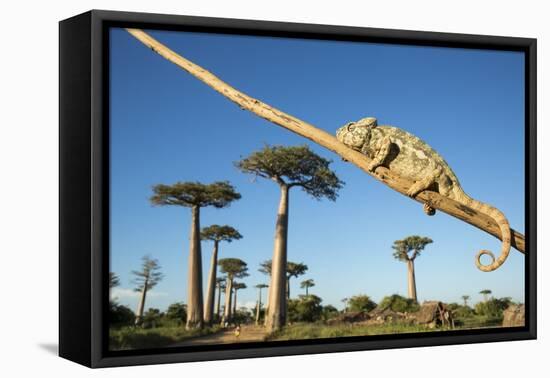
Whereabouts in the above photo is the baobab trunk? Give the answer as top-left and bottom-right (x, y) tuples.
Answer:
(233, 288), (238, 315)
(407, 259), (417, 302)
(186, 206), (204, 329)
(135, 278), (148, 325)
(203, 241), (219, 325)
(286, 278), (290, 300)
(256, 288), (262, 325)
(266, 184), (289, 331)
(222, 277), (233, 325)
(215, 282), (222, 320)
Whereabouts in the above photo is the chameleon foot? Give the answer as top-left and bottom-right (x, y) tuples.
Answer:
(423, 203), (436, 216)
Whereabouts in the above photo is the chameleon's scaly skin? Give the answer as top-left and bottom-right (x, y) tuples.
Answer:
(336, 117), (511, 272)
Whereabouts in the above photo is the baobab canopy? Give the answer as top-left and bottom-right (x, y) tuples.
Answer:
(151, 181), (242, 208)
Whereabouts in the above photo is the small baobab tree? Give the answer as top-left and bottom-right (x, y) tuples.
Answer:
(462, 295), (471, 307)
(218, 258), (248, 325)
(259, 260), (308, 300)
(255, 283), (268, 325)
(236, 145), (343, 331)
(341, 298), (349, 313)
(131, 255), (163, 326)
(391, 235), (433, 302)
(300, 279), (315, 296)
(150, 181), (241, 329)
(201, 225), (242, 325)
(480, 289), (492, 302)
(215, 277), (226, 320)
(232, 282), (247, 314)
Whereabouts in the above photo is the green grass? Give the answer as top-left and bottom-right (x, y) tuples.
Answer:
(267, 316), (504, 341)
(109, 324), (220, 350)
(266, 322), (435, 341)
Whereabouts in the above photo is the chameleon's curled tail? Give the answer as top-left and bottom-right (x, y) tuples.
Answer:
(455, 192), (511, 272)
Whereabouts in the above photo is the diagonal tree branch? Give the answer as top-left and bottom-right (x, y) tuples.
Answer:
(125, 28), (525, 254)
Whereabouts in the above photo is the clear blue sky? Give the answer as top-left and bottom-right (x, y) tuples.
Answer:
(109, 27), (525, 313)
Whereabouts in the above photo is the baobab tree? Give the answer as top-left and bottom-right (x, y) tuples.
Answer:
(480, 289), (492, 302)
(218, 258), (248, 325)
(341, 298), (349, 313)
(150, 181), (241, 329)
(131, 255), (163, 326)
(201, 224), (242, 325)
(215, 277), (226, 320)
(255, 283), (268, 325)
(462, 295), (471, 307)
(232, 282), (247, 314)
(300, 279), (315, 296)
(391, 235), (433, 302)
(109, 272), (120, 289)
(236, 145), (343, 331)
(259, 260), (308, 300)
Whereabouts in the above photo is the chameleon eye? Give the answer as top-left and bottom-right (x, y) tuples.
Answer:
(347, 124), (355, 132)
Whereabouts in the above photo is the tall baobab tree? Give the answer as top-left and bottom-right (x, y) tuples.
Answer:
(462, 295), (471, 307)
(232, 282), (247, 315)
(150, 181), (241, 329)
(218, 258), (248, 325)
(237, 145), (343, 331)
(201, 225), (243, 325)
(215, 277), (226, 320)
(109, 272), (120, 289)
(131, 255), (163, 326)
(300, 279), (315, 296)
(255, 283), (268, 325)
(479, 289), (492, 302)
(391, 235), (433, 302)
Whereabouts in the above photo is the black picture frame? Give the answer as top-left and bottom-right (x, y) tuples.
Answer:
(59, 9), (537, 368)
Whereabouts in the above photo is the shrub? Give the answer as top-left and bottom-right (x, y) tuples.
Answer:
(109, 302), (135, 327)
(321, 305), (339, 320)
(288, 295), (323, 322)
(377, 294), (420, 313)
(474, 297), (513, 318)
(348, 295), (377, 312)
(166, 302), (187, 325)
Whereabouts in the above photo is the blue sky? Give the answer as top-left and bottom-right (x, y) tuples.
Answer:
(109, 27), (525, 313)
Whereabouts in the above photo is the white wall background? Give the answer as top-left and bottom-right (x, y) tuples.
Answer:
(0, 0), (546, 376)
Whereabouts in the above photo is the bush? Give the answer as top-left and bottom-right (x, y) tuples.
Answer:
(166, 302), (187, 325)
(321, 305), (339, 320)
(474, 297), (513, 318)
(377, 294), (420, 313)
(141, 308), (164, 329)
(109, 302), (135, 327)
(348, 295), (377, 312)
(288, 295), (323, 322)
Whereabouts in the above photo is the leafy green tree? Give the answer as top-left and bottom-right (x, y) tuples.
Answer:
(378, 294), (420, 313)
(391, 236), (433, 301)
(237, 145), (343, 331)
(475, 297), (514, 318)
(255, 283), (269, 325)
(109, 303), (135, 327)
(141, 308), (163, 329)
(131, 255), (163, 326)
(321, 305), (339, 320)
(218, 258), (249, 324)
(479, 289), (492, 302)
(151, 181), (241, 329)
(300, 279), (315, 296)
(201, 225), (243, 325)
(287, 294), (323, 322)
(166, 302), (187, 325)
(348, 295), (377, 312)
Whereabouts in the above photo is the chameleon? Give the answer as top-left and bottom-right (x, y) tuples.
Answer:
(335, 117), (511, 272)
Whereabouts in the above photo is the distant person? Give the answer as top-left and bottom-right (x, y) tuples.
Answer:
(234, 324), (241, 339)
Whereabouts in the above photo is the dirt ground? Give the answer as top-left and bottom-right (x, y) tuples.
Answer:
(171, 325), (267, 347)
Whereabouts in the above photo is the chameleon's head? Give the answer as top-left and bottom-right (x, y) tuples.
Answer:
(336, 117), (377, 149)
